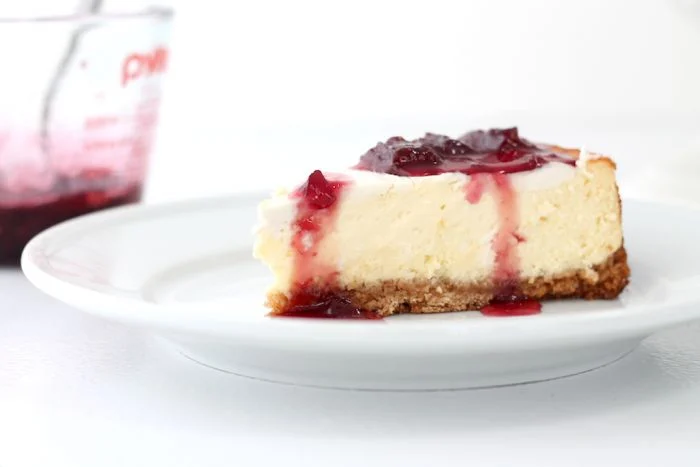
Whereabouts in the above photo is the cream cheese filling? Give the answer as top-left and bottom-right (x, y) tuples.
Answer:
(254, 154), (622, 292)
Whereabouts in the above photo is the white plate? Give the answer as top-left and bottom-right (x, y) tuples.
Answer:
(20, 194), (700, 390)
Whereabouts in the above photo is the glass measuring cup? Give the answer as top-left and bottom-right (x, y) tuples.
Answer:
(0, 8), (173, 265)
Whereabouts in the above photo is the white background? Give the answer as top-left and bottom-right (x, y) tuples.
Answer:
(162, 0), (700, 121)
(153, 0), (700, 198)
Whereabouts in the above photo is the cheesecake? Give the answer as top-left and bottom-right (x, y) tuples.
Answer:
(253, 127), (630, 318)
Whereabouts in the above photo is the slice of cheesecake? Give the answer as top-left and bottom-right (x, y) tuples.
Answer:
(253, 128), (629, 319)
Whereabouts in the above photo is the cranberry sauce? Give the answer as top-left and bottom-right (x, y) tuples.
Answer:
(489, 173), (522, 299)
(355, 127), (574, 177)
(480, 300), (542, 317)
(275, 289), (382, 320)
(288, 170), (347, 286)
(0, 174), (142, 266)
(271, 170), (380, 319)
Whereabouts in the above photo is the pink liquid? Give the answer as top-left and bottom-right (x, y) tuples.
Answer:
(0, 173), (142, 266)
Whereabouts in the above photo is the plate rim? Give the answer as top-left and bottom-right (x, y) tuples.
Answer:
(20, 193), (700, 345)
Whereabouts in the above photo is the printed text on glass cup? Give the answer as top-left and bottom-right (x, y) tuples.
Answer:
(122, 47), (169, 87)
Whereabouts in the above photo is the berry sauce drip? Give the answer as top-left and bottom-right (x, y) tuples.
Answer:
(271, 170), (381, 320)
(288, 170), (345, 287)
(480, 300), (542, 317)
(357, 127), (555, 316)
(464, 171), (535, 313)
(490, 173), (521, 298)
(0, 171), (142, 266)
(275, 290), (382, 320)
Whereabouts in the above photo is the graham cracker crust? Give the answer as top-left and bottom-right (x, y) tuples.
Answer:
(267, 247), (630, 317)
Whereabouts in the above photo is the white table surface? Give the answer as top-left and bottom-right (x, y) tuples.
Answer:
(3, 118), (700, 466)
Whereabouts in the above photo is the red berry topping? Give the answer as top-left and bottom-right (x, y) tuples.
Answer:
(303, 170), (340, 209)
(393, 146), (443, 168)
(276, 293), (382, 320)
(355, 127), (568, 177)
